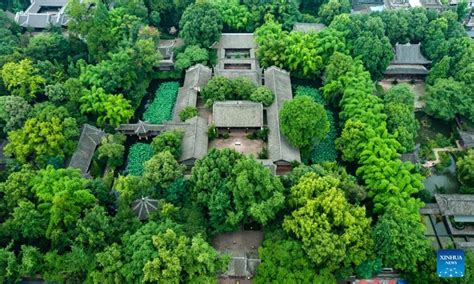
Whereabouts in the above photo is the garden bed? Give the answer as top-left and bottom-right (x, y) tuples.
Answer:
(142, 81), (179, 124)
(125, 143), (154, 176)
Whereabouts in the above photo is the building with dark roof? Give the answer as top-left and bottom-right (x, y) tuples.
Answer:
(212, 33), (261, 85)
(157, 38), (184, 71)
(172, 64), (212, 122)
(264, 67), (301, 171)
(292, 22), (326, 33)
(116, 121), (165, 139)
(212, 101), (263, 129)
(15, 0), (69, 29)
(385, 0), (442, 9)
(165, 117), (209, 167)
(384, 43), (431, 79)
(459, 128), (474, 149)
(68, 124), (105, 178)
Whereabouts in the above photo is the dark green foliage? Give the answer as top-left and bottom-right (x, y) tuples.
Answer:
(143, 82), (179, 124)
(201, 76), (257, 107)
(280, 95), (330, 151)
(179, 2), (223, 47)
(250, 86), (274, 106)
(295, 86), (337, 163)
(150, 129), (184, 159)
(373, 205), (430, 272)
(174, 45), (209, 71)
(126, 143), (154, 176)
(178, 106), (198, 122)
(201, 76), (234, 107)
(25, 32), (69, 63)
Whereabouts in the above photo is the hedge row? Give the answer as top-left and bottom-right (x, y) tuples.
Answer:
(143, 81), (179, 124)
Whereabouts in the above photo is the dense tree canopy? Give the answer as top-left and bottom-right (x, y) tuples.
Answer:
(179, 2), (223, 47)
(4, 106), (78, 166)
(280, 95), (329, 151)
(1, 59), (45, 101)
(457, 150), (474, 193)
(283, 173), (372, 273)
(373, 205), (430, 272)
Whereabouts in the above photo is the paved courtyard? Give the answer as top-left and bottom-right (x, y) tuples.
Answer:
(379, 80), (426, 110)
(209, 129), (266, 156)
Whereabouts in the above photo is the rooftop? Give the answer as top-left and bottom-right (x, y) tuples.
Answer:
(165, 116), (209, 164)
(173, 64), (212, 122)
(264, 67), (301, 164)
(459, 128), (474, 148)
(391, 43), (431, 65)
(15, 0), (69, 28)
(292, 22), (326, 33)
(435, 194), (474, 217)
(213, 101), (263, 128)
(211, 33), (257, 49)
(68, 124), (105, 177)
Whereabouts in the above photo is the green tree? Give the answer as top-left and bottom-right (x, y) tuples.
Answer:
(25, 32), (69, 62)
(0, 245), (18, 282)
(250, 86), (274, 106)
(318, 0), (351, 25)
(150, 129), (184, 159)
(4, 109), (78, 166)
(80, 87), (133, 127)
(74, 205), (111, 251)
(19, 245), (43, 278)
(232, 77), (257, 100)
(97, 133), (127, 168)
(1, 59), (45, 101)
(30, 166), (96, 247)
(279, 95), (329, 150)
(174, 45), (209, 71)
(209, 0), (253, 32)
(457, 150), (474, 192)
(201, 76), (234, 107)
(383, 85), (418, 152)
(0, 95), (30, 133)
(179, 106), (199, 122)
(143, 229), (228, 283)
(227, 157), (285, 225)
(90, 243), (125, 284)
(190, 148), (243, 233)
(373, 205), (430, 272)
(255, 236), (333, 283)
(425, 78), (471, 121)
(283, 173), (372, 273)
(143, 151), (185, 188)
(179, 2), (223, 47)
(352, 32), (393, 81)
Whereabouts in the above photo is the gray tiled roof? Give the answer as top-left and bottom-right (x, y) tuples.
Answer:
(221, 251), (261, 278)
(264, 67), (301, 164)
(68, 124), (105, 176)
(435, 194), (474, 216)
(293, 23), (326, 33)
(15, 0), (69, 28)
(213, 101), (263, 128)
(132, 197), (158, 220)
(172, 64), (212, 121)
(391, 43), (431, 65)
(211, 33), (257, 49)
(165, 117), (208, 163)
(116, 121), (165, 135)
(384, 64), (429, 75)
(459, 129), (474, 148)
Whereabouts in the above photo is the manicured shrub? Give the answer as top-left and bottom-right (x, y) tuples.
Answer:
(179, 106), (199, 122)
(250, 86), (274, 106)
